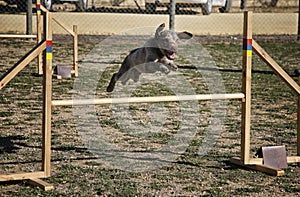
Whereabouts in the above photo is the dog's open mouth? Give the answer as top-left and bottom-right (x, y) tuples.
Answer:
(164, 50), (176, 60)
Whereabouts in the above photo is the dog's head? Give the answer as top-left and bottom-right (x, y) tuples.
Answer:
(155, 23), (193, 60)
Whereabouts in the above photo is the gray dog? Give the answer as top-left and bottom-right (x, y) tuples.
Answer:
(106, 23), (193, 92)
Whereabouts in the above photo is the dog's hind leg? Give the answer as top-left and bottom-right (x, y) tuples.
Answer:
(130, 69), (141, 82)
(107, 73), (119, 92)
(107, 70), (135, 92)
(119, 71), (131, 85)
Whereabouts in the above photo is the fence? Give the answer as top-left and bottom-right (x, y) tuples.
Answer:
(0, 0), (299, 36)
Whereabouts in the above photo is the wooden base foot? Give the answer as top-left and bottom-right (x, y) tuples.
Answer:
(27, 178), (54, 191)
(230, 157), (285, 176)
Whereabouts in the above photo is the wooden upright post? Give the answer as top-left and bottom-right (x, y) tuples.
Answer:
(73, 25), (79, 77)
(241, 11), (252, 164)
(298, 74), (300, 156)
(36, 0), (43, 75)
(298, 0), (300, 40)
(42, 11), (53, 177)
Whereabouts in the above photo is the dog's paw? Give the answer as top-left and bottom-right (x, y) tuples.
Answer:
(163, 67), (171, 74)
(167, 63), (178, 71)
(106, 86), (114, 92)
(120, 78), (128, 85)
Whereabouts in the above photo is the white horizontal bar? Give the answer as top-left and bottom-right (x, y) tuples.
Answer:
(0, 34), (37, 39)
(52, 93), (245, 106)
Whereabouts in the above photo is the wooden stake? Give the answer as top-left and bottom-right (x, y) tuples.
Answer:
(36, 0), (43, 75)
(230, 157), (285, 176)
(241, 11), (252, 164)
(73, 25), (78, 77)
(0, 1), (53, 189)
(298, 74), (300, 156)
(231, 11), (300, 176)
(42, 11), (52, 178)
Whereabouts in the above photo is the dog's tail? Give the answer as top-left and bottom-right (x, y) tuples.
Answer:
(106, 73), (118, 92)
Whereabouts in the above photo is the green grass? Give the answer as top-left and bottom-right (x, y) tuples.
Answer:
(1, 36), (300, 196)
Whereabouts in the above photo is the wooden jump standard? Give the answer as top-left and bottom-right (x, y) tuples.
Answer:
(230, 11), (300, 176)
(36, 0), (78, 76)
(0, 1), (78, 77)
(0, 11), (54, 190)
(0, 2), (76, 190)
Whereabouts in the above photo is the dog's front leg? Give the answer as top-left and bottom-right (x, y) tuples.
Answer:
(157, 63), (171, 74)
(159, 57), (177, 71)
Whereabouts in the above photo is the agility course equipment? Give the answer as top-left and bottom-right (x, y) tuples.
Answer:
(230, 11), (300, 176)
(0, 35), (37, 38)
(50, 11), (300, 177)
(50, 11), (300, 178)
(1, 10), (300, 191)
(52, 93), (245, 106)
(0, 2), (77, 189)
(36, 1), (78, 76)
(0, 10), (53, 190)
(0, 1), (78, 77)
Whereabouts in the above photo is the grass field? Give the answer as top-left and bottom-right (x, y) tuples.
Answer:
(1, 34), (300, 196)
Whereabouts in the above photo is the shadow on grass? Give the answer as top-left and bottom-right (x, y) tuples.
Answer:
(0, 135), (26, 154)
(178, 65), (278, 75)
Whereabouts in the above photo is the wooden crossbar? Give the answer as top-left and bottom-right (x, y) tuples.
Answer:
(0, 41), (46, 90)
(52, 17), (75, 36)
(51, 93), (245, 106)
(252, 40), (300, 95)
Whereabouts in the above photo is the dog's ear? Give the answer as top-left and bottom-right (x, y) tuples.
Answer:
(177, 31), (193, 40)
(155, 23), (165, 38)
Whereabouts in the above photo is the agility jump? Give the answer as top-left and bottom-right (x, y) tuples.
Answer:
(0, 2), (76, 190)
(0, 10), (53, 190)
(36, 1), (78, 76)
(230, 11), (300, 176)
(1, 10), (300, 191)
(49, 11), (300, 177)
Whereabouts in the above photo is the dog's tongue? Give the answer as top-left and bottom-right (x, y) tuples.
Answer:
(169, 52), (176, 59)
